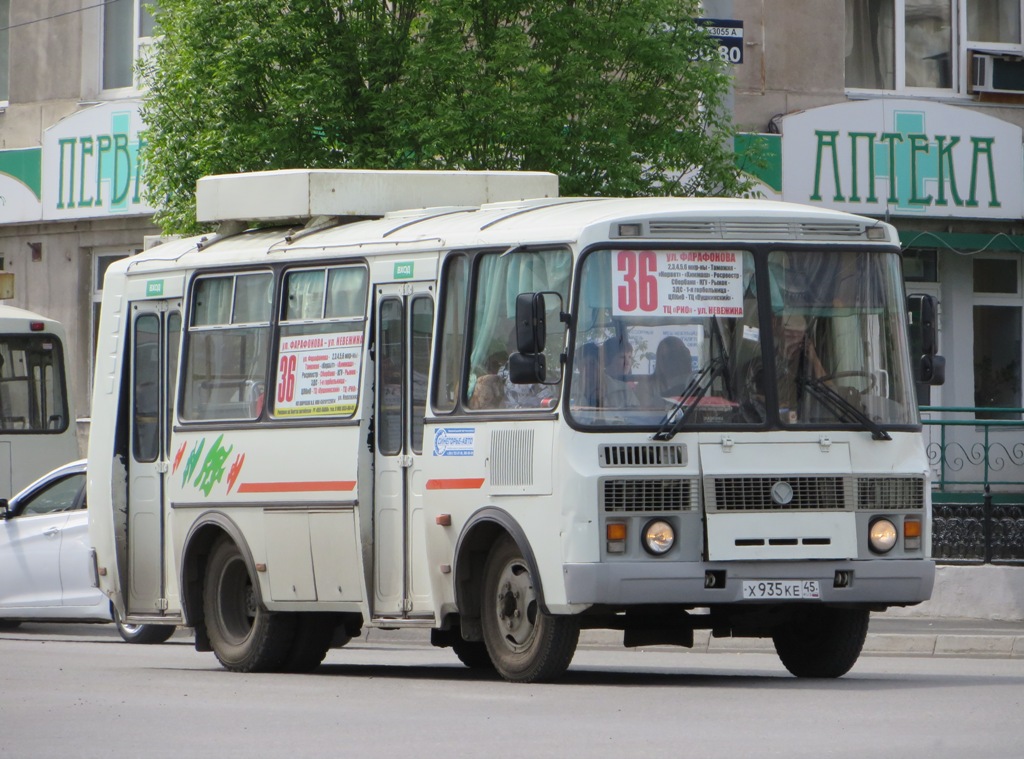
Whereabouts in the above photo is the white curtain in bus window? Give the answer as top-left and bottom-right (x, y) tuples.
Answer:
(466, 248), (570, 410)
(273, 265), (367, 419)
(182, 272), (272, 421)
(284, 269), (326, 320)
(326, 267), (368, 319)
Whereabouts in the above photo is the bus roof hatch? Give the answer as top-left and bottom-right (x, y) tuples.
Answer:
(196, 169), (559, 224)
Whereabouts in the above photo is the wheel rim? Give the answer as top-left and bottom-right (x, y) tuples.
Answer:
(492, 557), (538, 652)
(217, 554), (257, 645)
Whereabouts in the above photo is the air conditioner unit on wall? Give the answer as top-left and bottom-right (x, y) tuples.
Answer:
(971, 52), (1024, 94)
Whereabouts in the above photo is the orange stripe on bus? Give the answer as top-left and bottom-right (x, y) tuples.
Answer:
(237, 481), (356, 493)
(425, 478), (485, 490)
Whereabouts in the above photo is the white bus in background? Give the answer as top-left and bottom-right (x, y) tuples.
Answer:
(87, 169), (941, 682)
(0, 305), (79, 500)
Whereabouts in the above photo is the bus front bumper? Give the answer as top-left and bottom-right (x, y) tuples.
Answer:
(562, 559), (935, 607)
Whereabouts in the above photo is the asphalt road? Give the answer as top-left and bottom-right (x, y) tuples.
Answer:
(2, 620), (1023, 759)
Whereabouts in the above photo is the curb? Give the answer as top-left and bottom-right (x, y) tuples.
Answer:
(362, 625), (1024, 659)
(575, 629), (1024, 658)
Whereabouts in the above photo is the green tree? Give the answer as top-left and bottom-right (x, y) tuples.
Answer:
(142, 0), (748, 233)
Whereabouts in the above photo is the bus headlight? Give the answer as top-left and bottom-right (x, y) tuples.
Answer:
(642, 520), (675, 555)
(869, 518), (898, 553)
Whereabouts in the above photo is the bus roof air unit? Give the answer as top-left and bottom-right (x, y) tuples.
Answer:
(196, 169), (560, 225)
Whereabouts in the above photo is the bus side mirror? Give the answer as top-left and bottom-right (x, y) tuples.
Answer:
(907, 293), (938, 357)
(907, 293), (945, 387)
(509, 352), (547, 384)
(510, 291), (564, 385)
(515, 292), (546, 354)
(920, 355), (945, 385)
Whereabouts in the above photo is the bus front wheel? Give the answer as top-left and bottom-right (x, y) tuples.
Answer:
(480, 536), (579, 683)
(203, 537), (296, 672)
(772, 606), (869, 678)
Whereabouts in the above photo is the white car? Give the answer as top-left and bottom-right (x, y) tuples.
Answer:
(0, 460), (175, 644)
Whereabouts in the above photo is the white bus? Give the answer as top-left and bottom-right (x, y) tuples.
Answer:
(88, 169), (937, 682)
(0, 305), (79, 500)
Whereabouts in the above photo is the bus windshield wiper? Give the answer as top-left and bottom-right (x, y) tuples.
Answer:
(652, 356), (725, 441)
(797, 376), (892, 441)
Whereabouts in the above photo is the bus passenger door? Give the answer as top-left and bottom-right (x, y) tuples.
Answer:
(373, 283), (435, 619)
(126, 300), (181, 617)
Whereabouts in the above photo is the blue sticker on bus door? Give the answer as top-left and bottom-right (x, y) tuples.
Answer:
(433, 427), (475, 457)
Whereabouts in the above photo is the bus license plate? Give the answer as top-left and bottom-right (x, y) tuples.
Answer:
(741, 580), (820, 600)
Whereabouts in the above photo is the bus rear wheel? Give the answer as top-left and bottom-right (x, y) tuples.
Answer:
(280, 613), (341, 672)
(772, 607), (869, 678)
(480, 536), (579, 683)
(203, 537), (296, 672)
(451, 637), (494, 670)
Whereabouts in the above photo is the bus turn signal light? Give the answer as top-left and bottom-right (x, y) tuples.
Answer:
(904, 517), (922, 551)
(607, 523), (627, 554)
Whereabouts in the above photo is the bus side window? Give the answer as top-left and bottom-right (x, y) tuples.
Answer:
(0, 379), (28, 428)
(434, 255), (468, 413)
(182, 272), (273, 422)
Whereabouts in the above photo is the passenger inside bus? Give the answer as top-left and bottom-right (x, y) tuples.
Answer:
(775, 314), (826, 420)
(468, 326), (557, 410)
(573, 342), (603, 408)
(636, 336), (692, 406)
(598, 337), (638, 408)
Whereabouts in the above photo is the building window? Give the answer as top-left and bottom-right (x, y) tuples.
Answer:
(0, 0), (9, 103)
(973, 257), (1022, 420)
(846, 1), (1024, 94)
(968, 1), (1021, 46)
(102, 1), (160, 91)
(903, 249), (938, 282)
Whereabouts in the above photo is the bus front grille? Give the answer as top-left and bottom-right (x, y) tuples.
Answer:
(706, 476), (848, 511)
(856, 477), (926, 510)
(602, 478), (695, 512)
(599, 444), (687, 467)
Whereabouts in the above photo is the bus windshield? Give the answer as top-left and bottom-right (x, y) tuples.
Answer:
(569, 247), (918, 432)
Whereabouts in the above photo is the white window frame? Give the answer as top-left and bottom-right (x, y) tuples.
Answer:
(965, 0), (1024, 53)
(0, 0), (10, 108)
(846, 1), (1024, 98)
(101, 1), (160, 95)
